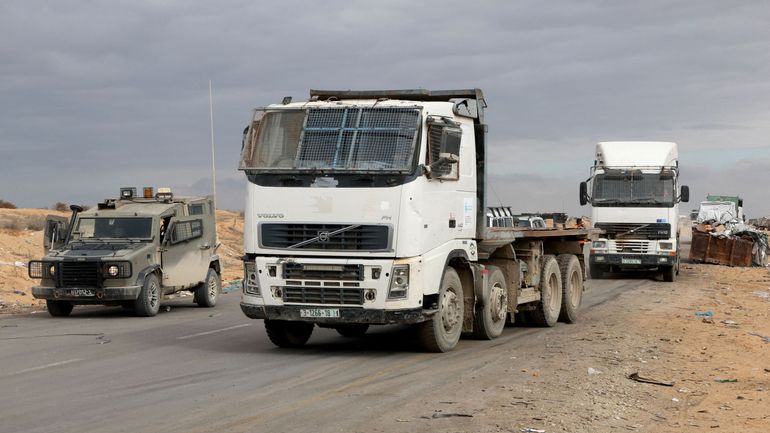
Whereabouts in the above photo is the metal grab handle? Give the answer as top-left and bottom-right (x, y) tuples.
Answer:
(199, 244), (211, 250)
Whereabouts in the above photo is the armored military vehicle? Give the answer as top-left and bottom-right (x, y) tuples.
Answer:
(29, 187), (221, 317)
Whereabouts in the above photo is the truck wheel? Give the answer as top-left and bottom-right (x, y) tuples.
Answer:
(265, 320), (314, 348)
(417, 267), (464, 352)
(134, 273), (161, 317)
(335, 324), (369, 338)
(662, 264), (676, 282)
(589, 263), (605, 279)
(46, 300), (73, 317)
(473, 266), (507, 340)
(557, 254), (582, 323)
(195, 268), (220, 308)
(529, 255), (562, 327)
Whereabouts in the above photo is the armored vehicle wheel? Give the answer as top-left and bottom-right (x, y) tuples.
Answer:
(662, 264), (676, 282)
(265, 320), (314, 348)
(134, 273), (161, 317)
(528, 255), (562, 327)
(589, 263), (605, 279)
(473, 266), (507, 340)
(195, 268), (220, 308)
(335, 324), (369, 338)
(46, 300), (73, 317)
(417, 267), (464, 352)
(557, 254), (583, 323)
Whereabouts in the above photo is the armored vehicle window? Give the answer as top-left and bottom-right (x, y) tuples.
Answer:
(76, 218), (153, 239)
(171, 219), (203, 244)
(189, 203), (206, 215)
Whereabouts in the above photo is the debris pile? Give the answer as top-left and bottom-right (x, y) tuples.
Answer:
(690, 206), (769, 267)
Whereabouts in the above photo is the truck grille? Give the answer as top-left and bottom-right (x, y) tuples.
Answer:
(261, 224), (390, 251)
(283, 263), (364, 281)
(596, 223), (670, 240)
(283, 286), (364, 305)
(609, 240), (652, 254)
(58, 261), (100, 288)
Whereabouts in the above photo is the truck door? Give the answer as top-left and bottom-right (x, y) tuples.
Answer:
(161, 216), (209, 288)
(44, 216), (68, 253)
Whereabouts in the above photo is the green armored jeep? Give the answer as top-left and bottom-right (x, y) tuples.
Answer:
(29, 187), (221, 317)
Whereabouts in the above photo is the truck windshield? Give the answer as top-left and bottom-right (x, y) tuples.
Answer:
(592, 171), (676, 207)
(75, 217), (153, 239)
(239, 107), (421, 173)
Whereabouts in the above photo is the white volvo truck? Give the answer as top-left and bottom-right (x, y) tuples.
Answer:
(579, 141), (689, 281)
(238, 89), (593, 352)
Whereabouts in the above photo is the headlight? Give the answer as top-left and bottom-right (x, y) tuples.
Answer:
(103, 262), (132, 278)
(243, 261), (260, 296)
(658, 242), (673, 251)
(388, 265), (409, 300)
(49, 264), (57, 276)
(592, 240), (607, 249)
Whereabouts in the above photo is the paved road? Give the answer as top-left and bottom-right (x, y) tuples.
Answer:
(0, 273), (663, 433)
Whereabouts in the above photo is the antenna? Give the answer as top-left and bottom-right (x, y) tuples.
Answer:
(209, 79), (217, 211)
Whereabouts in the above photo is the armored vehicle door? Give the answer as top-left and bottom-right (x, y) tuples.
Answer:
(44, 215), (68, 253)
(161, 215), (210, 288)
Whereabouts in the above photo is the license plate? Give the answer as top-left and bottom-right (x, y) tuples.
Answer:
(621, 258), (642, 265)
(300, 308), (340, 318)
(67, 289), (95, 297)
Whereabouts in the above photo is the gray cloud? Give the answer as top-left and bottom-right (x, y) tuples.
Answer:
(1, 1), (769, 215)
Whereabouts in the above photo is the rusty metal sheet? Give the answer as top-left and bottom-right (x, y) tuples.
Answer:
(689, 231), (753, 267)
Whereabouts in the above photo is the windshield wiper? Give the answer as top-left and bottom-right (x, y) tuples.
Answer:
(593, 198), (623, 203)
(629, 197), (663, 203)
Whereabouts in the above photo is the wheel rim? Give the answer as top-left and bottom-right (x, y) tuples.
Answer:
(148, 280), (159, 308)
(569, 270), (581, 307)
(489, 282), (507, 322)
(441, 288), (462, 333)
(547, 273), (559, 312)
(207, 275), (218, 298)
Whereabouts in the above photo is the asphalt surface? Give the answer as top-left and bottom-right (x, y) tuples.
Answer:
(0, 272), (662, 433)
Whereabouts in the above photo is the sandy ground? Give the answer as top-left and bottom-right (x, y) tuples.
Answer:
(0, 208), (244, 313)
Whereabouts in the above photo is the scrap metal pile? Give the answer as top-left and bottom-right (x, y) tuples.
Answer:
(690, 205), (769, 267)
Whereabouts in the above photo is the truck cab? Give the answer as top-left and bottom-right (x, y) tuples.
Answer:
(30, 187), (221, 317)
(580, 142), (689, 281)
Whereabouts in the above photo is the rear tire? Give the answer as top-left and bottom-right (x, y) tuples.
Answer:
(335, 324), (369, 338)
(134, 273), (161, 317)
(473, 266), (508, 340)
(417, 267), (464, 352)
(265, 320), (314, 348)
(529, 255), (562, 327)
(195, 268), (220, 308)
(46, 300), (73, 317)
(557, 254), (583, 323)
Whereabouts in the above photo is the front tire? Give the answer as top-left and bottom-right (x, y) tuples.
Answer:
(557, 254), (583, 323)
(265, 320), (314, 348)
(529, 255), (562, 327)
(473, 266), (508, 340)
(589, 262), (605, 280)
(134, 273), (161, 317)
(417, 267), (464, 352)
(195, 268), (220, 308)
(662, 264), (676, 282)
(46, 300), (73, 317)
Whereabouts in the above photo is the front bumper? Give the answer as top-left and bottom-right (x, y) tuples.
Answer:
(240, 303), (431, 325)
(590, 253), (675, 267)
(32, 286), (142, 302)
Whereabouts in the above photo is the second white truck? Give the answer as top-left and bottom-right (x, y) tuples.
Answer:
(238, 89), (593, 352)
(580, 141), (689, 281)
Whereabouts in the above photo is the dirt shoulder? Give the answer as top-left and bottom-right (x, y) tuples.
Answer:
(373, 264), (769, 433)
(0, 209), (244, 314)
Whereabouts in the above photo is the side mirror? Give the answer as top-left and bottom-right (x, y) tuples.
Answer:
(579, 182), (589, 206)
(680, 185), (690, 203)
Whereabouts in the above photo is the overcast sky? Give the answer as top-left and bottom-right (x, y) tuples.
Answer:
(2, 1), (769, 217)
